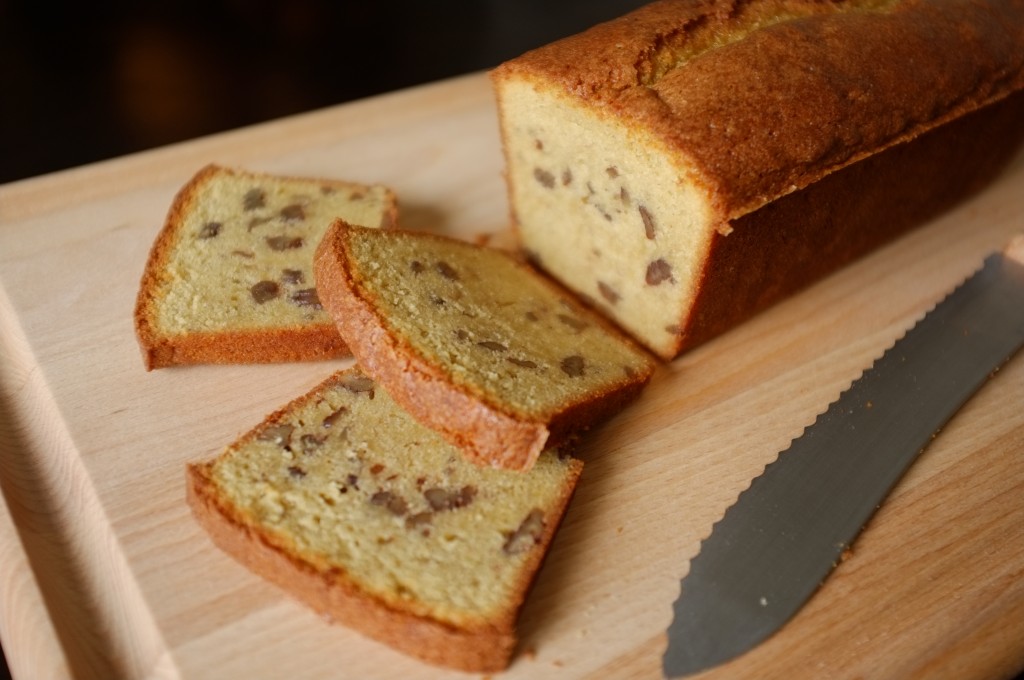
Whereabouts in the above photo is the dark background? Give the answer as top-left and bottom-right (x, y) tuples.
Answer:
(0, 0), (647, 185)
(0, 1), (648, 677)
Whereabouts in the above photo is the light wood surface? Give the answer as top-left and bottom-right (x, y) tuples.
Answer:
(1, 72), (1023, 680)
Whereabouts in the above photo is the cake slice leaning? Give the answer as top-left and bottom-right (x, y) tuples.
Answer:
(187, 367), (582, 672)
(314, 221), (657, 471)
(134, 164), (397, 369)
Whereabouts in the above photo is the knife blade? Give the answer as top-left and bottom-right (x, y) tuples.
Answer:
(663, 234), (1024, 678)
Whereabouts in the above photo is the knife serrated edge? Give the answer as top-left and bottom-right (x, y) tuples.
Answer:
(663, 238), (1024, 677)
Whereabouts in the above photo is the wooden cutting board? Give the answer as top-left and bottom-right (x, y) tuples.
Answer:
(1, 73), (1023, 680)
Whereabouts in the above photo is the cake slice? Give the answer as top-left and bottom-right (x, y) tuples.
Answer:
(187, 367), (582, 672)
(134, 164), (397, 369)
(314, 221), (657, 471)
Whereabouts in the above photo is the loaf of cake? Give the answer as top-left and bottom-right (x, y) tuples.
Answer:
(187, 367), (582, 672)
(492, 0), (1024, 359)
(314, 221), (657, 471)
(134, 164), (397, 369)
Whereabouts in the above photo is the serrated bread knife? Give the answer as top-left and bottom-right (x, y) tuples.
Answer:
(663, 234), (1024, 677)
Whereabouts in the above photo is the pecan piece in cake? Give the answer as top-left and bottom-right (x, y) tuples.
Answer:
(258, 424), (294, 447)
(560, 355), (586, 377)
(279, 204), (306, 222)
(435, 261), (460, 281)
(339, 373), (375, 397)
(533, 168), (555, 188)
(598, 281), (620, 304)
(645, 259), (675, 286)
(289, 288), (322, 309)
(250, 280), (280, 303)
(502, 509), (546, 555)
(198, 221), (222, 239)
(424, 485), (477, 512)
(266, 235), (304, 251)
(243, 188), (266, 211)
(370, 491), (409, 517)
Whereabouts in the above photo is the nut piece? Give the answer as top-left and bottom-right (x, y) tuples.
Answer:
(645, 258), (675, 286)
(322, 406), (348, 428)
(557, 314), (588, 332)
(289, 288), (322, 309)
(502, 509), (546, 555)
(435, 261), (460, 281)
(340, 373), (375, 396)
(243, 188), (266, 211)
(597, 281), (620, 304)
(639, 204), (657, 240)
(266, 235), (304, 251)
(250, 280), (280, 303)
(321, 405), (350, 428)
(300, 433), (326, 454)
(258, 424), (294, 447)
(247, 216), (272, 231)
(533, 168), (555, 188)
(281, 269), (304, 284)
(423, 485), (477, 512)
(406, 511), (433, 532)
(560, 355), (586, 378)
(279, 204), (306, 222)
(370, 490), (409, 517)
(198, 221), (222, 239)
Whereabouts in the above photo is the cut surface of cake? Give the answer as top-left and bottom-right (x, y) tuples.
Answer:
(187, 367), (582, 672)
(314, 221), (657, 471)
(492, 0), (1024, 359)
(134, 164), (397, 369)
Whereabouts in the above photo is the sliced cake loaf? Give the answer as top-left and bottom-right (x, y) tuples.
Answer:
(134, 164), (397, 369)
(492, 0), (1024, 359)
(314, 221), (657, 472)
(187, 367), (582, 672)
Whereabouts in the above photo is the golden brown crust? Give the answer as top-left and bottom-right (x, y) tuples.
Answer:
(136, 324), (349, 370)
(135, 164), (217, 369)
(674, 87), (1024, 355)
(314, 221), (655, 471)
(492, 0), (1024, 223)
(133, 164), (399, 370)
(185, 369), (584, 672)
